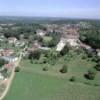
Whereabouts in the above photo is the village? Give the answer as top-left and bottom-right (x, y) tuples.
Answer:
(0, 22), (100, 99)
(0, 0), (100, 99)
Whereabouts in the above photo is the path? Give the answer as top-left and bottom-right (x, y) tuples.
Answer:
(0, 47), (25, 100)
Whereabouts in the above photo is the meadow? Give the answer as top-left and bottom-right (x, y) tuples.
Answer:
(4, 53), (100, 100)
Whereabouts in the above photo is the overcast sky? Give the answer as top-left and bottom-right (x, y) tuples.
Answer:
(0, 0), (100, 19)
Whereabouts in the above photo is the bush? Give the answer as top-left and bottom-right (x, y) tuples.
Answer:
(38, 55), (47, 64)
(84, 82), (91, 85)
(82, 55), (87, 59)
(94, 83), (100, 87)
(0, 68), (8, 78)
(42, 67), (48, 71)
(60, 65), (68, 73)
(29, 50), (41, 60)
(84, 69), (96, 80)
(91, 56), (100, 62)
(15, 67), (20, 72)
(69, 76), (76, 82)
(95, 62), (100, 71)
(80, 29), (100, 48)
(0, 58), (8, 68)
(60, 45), (69, 56)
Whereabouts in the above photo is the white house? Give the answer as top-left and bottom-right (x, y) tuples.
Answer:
(56, 37), (79, 52)
(0, 35), (5, 42)
(15, 41), (25, 47)
(56, 39), (66, 51)
(39, 47), (50, 51)
(37, 30), (46, 37)
(66, 39), (79, 47)
(8, 37), (17, 43)
(1, 56), (18, 63)
(0, 73), (4, 80)
(96, 49), (100, 57)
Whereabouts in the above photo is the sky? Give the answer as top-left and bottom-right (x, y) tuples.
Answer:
(0, 0), (100, 19)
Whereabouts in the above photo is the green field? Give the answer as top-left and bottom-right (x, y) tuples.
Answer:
(4, 54), (100, 100)
(43, 36), (52, 42)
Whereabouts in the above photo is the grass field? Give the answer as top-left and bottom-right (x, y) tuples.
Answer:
(43, 36), (52, 42)
(4, 54), (100, 100)
(4, 71), (100, 100)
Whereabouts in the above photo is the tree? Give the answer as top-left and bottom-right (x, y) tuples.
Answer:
(38, 54), (47, 64)
(28, 35), (34, 43)
(69, 76), (76, 82)
(47, 39), (57, 47)
(0, 58), (8, 68)
(80, 29), (100, 49)
(79, 35), (86, 41)
(0, 68), (8, 78)
(42, 64), (49, 71)
(30, 58), (33, 64)
(42, 67), (48, 71)
(84, 69), (96, 80)
(60, 45), (69, 56)
(47, 32), (61, 47)
(15, 67), (20, 72)
(29, 50), (41, 60)
(60, 64), (68, 73)
(34, 35), (43, 42)
(45, 50), (59, 65)
(95, 62), (100, 71)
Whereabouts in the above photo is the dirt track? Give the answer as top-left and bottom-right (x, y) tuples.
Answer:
(0, 51), (23, 100)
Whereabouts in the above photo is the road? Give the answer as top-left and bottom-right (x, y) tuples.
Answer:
(0, 47), (26, 100)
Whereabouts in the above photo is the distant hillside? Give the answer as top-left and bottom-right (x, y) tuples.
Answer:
(0, 16), (64, 24)
(0, 16), (100, 25)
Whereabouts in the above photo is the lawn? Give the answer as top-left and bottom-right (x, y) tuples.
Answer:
(4, 55), (100, 100)
(43, 36), (52, 42)
(4, 72), (100, 100)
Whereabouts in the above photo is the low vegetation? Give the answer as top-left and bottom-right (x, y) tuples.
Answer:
(4, 56), (100, 100)
(84, 69), (97, 80)
(80, 29), (100, 48)
(60, 64), (68, 73)
(69, 76), (76, 82)
(0, 58), (8, 68)
(14, 67), (20, 72)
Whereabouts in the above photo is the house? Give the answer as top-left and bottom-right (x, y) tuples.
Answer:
(0, 73), (4, 80)
(0, 49), (14, 56)
(96, 49), (100, 57)
(0, 49), (4, 56)
(37, 30), (46, 37)
(0, 26), (3, 31)
(39, 47), (50, 51)
(0, 35), (6, 42)
(56, 36), (79, 52)
(56, 38), (66, 51)
(80, 43), (92, 50)
(32, 41), (41, 50)
(8, 37), (17, 43)
(28, 41), (40, 52)
(66, 39), (79, 47)
(1, 56), (18, 63)
(0, 35), (5, 38)
(15, 41), (25, 47)
(4, 62), (14, 69)
(0, 38), (4, 42)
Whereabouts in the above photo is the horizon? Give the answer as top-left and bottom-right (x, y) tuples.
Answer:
(0, 0), (100, 19)
(0, 16), (100, 20)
